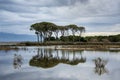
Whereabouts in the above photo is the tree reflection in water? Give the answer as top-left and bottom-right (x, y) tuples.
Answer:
(29, 48), (86, 68)
(93, 57), (108, 75)
(13, 54), (23, 69)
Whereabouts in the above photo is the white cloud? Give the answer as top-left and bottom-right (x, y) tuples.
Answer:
(82, 32), (120, 36)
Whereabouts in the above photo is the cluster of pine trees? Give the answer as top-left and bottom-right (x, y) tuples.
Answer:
(30, 22), (85, 42)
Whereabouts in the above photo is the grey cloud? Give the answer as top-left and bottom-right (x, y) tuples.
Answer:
(0, 0), (120, 35)
(0, 3), (39, 13)
(0, 0), (119, 17)
(0, 0), (89, 7)
(0, 5), (34, 13)
(0, 0), (15, 4)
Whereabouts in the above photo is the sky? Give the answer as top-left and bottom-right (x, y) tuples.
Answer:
(0, 0), (120, 36)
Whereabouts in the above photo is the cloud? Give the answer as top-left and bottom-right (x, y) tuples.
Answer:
(0, 24), (34, 35)
(82, 32), (120, 36)
(105, 24), (120, 32)
(0, 10), (33, 22)
(47, 0), (120, 18)
(0, 0), (120, 35)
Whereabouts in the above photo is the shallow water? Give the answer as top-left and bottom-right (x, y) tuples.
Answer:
(0, 46), (120, 80)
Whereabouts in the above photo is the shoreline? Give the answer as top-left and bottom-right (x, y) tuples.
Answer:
(0, 42), (120, 51)
(55, 47), (120, 51)
(0, 42), (120, 46)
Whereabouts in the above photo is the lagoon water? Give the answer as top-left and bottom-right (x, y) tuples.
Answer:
(0, 46), (120, 80)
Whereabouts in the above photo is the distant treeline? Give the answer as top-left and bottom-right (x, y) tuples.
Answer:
(45, 34), (120, 42)
(15, 34), (120, 46)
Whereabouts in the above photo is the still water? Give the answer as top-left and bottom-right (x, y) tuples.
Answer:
(0, 46), (120, 80)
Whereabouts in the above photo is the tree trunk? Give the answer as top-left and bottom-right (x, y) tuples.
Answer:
(79, 32), (82, 42)
(37, 34), (39, 43)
